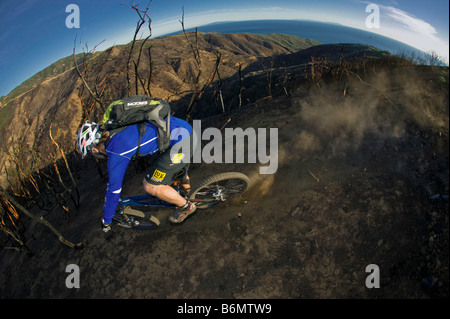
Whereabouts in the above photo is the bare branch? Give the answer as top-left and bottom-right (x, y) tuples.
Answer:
(0, 187), (83, 249)
(72, 36), (104, 108)
(180, 7), (222, 121)
(347, 70), (399, 111)
(49, 123), (80, 208)
(125, 1), (153, 96)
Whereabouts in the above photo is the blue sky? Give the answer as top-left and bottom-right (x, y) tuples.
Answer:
(0, 0), (448, 97)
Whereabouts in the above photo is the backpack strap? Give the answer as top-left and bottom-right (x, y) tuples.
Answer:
(134, 123), (147, 158)
(104, 123), (147, 159)
(144, 102), (171, 153)
(104, 127), (123, 149)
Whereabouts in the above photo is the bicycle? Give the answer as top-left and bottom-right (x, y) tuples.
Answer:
(112, 172), (250, 230)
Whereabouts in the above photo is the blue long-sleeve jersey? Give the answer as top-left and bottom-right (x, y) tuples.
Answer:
(103, 117), (192, 224)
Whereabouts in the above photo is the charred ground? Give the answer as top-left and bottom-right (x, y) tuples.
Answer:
(0, 36), (448, 299)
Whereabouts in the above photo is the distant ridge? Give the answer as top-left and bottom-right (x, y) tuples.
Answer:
(2, 53), (99, 105)
(169, 19), (426, 58)
(2, 33), (318, 106)
(0, 32), (323, 186)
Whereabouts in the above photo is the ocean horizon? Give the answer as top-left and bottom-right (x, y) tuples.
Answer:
(166, 19), (427, 59)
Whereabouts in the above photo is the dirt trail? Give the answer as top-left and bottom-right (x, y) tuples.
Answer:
(0, 66), (448, 299)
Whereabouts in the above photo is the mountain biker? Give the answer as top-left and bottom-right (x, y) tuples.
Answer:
(76, 117), (197, 232)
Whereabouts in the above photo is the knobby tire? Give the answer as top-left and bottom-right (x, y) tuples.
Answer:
(189, 172), (249, 209)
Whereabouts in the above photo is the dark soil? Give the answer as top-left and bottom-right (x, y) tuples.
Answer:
(0, 65), (448, 300)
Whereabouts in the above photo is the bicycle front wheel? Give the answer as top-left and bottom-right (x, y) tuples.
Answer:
(189, 172), (249, 209)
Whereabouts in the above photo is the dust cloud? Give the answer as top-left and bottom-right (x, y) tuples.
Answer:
(246, 67), (448, 194)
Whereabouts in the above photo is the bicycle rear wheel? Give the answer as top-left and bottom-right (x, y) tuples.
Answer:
(189, 172), (249, 209)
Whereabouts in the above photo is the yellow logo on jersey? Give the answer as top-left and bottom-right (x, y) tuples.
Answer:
(152, 169), (166, 181)
(171, 153), (185, 164)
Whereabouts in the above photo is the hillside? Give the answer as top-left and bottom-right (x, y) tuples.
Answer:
(0, 32), (448, 299)
(1, 54), (98, 105)
(0, 32), (320, 188)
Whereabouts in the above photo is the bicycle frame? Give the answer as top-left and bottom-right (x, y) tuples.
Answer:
(118, 194), (177, 210)
(118, 182), (202, 211)
(119, 194), (204, 209)
(118, 171), (249, 214)
(112, 172), (249, 229)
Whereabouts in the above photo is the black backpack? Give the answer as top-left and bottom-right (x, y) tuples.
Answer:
(102, 95), (171, 155)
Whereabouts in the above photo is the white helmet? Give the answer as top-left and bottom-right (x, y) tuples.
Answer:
(77, 121), (101, 158)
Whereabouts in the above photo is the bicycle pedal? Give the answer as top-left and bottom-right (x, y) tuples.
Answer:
(123, 206), (145, 217)
(149, 215), (160, 226)
(113, 214), (133, 228)
(129, 217), (140, 226)
(124, 207), (160, 226)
